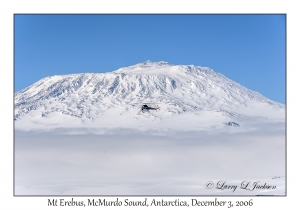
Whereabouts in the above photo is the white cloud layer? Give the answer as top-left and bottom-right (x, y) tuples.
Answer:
(15, 123), (285, 195)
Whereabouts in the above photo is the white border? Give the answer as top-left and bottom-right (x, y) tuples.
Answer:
(1, 0), (297, 209)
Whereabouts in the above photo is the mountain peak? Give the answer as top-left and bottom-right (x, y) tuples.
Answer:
(114, 61), (173, 73)
(114, 61), (216, 78)
(129, 60), (172, 67)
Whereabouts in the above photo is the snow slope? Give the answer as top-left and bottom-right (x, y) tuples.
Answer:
(14, 61), (285, 131)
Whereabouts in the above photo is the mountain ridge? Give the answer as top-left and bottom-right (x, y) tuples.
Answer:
(14, 61), (285, 131)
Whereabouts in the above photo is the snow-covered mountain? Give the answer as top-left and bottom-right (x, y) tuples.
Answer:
(14, 61), (285, 131)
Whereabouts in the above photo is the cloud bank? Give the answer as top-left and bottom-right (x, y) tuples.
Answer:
(15, 124), (285, 195)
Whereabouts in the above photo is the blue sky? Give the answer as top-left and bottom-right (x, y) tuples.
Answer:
(14, 14), (286, 104)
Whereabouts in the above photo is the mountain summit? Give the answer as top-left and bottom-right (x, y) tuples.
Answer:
(14, 61), (285, 131)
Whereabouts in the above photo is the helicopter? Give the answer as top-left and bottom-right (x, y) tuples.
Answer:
(140, 103), (160, 112)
